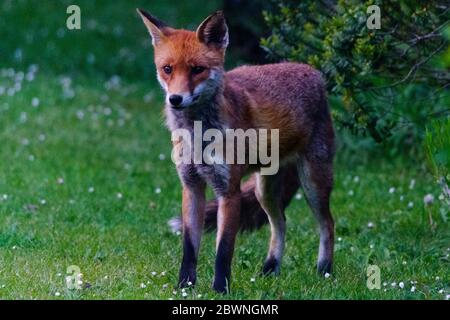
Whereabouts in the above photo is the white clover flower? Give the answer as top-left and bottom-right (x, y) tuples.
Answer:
(389, 187), (395, 194)
(155, 187), (161, 194)
(140, 283), (146, 289)
(411, 286), (416, 292)
(57, 177), (64, 184)
(367, 222), (375, 228)
(399, 282), (404, 289)
(144, 93), (154, 103)
(250, 278), (256, 282)
(26, 72), (35, 82)
(409, 179), (415, 190)
(161, 271), (166, 276)
(159, 154), (166, 161)
(182, 292), (188, 297)
(76, 110), (85, 120)
(407, 201), (414, 209)
(295, 193), (302, 200)
(337, 237), (342, 242)
(88, 186), (94, 193)
(353, 176), (360, 183)
(151, 271), (157, 276)
(197, 294), (202, 298)
(187, 281), (193, 286)
(162, 284), (168, 289)
(29, 64), (39, 73)
(31, 97), (40, 107)
(103, 107), (112, 116)
(348, 190), (354, 196)
(423, 194), (434, 205)
(14, 82), (21, 92)
(55, 292), (61, 297)
(391, 282), (397, 287)
(116, 193), (123, 199)
(324, 273), (331, 278)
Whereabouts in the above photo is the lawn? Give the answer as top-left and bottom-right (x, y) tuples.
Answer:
(0, 0), (448, 300)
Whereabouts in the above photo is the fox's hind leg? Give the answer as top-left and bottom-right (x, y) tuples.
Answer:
(255, 171), (287, 275)
(296, 147), (335, 275)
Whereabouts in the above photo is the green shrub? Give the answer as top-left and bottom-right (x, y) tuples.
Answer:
(425, 118), (450, 179)
(261, 0), (449, 144)
(425, 118), (450, 221)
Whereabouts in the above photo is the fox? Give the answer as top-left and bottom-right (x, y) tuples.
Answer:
(137, 9), (336, 294)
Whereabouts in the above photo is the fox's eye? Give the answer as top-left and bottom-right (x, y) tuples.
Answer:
(191, 66), (206, 75)
(162, 65), (172, 74)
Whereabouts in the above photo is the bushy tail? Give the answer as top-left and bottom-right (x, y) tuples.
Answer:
(168, 164), (300, 233)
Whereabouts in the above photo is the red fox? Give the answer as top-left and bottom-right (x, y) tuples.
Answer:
(137, 9), (336, 293)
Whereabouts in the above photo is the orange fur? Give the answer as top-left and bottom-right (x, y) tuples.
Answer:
(138, 9), (336, 294)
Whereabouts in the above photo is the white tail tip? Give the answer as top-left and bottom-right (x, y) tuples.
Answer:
(168, 216), (182, 233)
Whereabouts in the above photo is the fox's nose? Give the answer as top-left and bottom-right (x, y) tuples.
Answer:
(169, 94), (183, 107)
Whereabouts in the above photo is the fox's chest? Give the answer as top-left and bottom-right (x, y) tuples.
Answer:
(177, 162), (231, 196)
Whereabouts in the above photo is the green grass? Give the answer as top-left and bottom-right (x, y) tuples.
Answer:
(0, 0), (448, 300)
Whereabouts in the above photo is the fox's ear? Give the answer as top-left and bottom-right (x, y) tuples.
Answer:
(196, 11), (229, 49)
(137, 8), (169, 46)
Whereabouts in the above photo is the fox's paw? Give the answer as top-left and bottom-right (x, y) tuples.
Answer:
(261, 257), (281, 276)
(178, 278), (196, 289)
(317, 260), (332, 276)
(212, 277), (229, 294)
(178, 269), (196, 288)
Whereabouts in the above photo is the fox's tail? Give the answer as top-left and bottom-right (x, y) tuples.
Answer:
(168, 164), (300, 233)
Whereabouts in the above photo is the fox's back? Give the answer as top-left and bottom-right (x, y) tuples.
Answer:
(225, 62), (327, 114)
(224, 62), (332, 154)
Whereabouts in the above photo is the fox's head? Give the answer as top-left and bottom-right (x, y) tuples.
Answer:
(137, 9), (228, 109)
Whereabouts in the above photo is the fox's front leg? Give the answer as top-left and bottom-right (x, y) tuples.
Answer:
(178, 182), (206, 288)
(213, 192), (241, 293)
